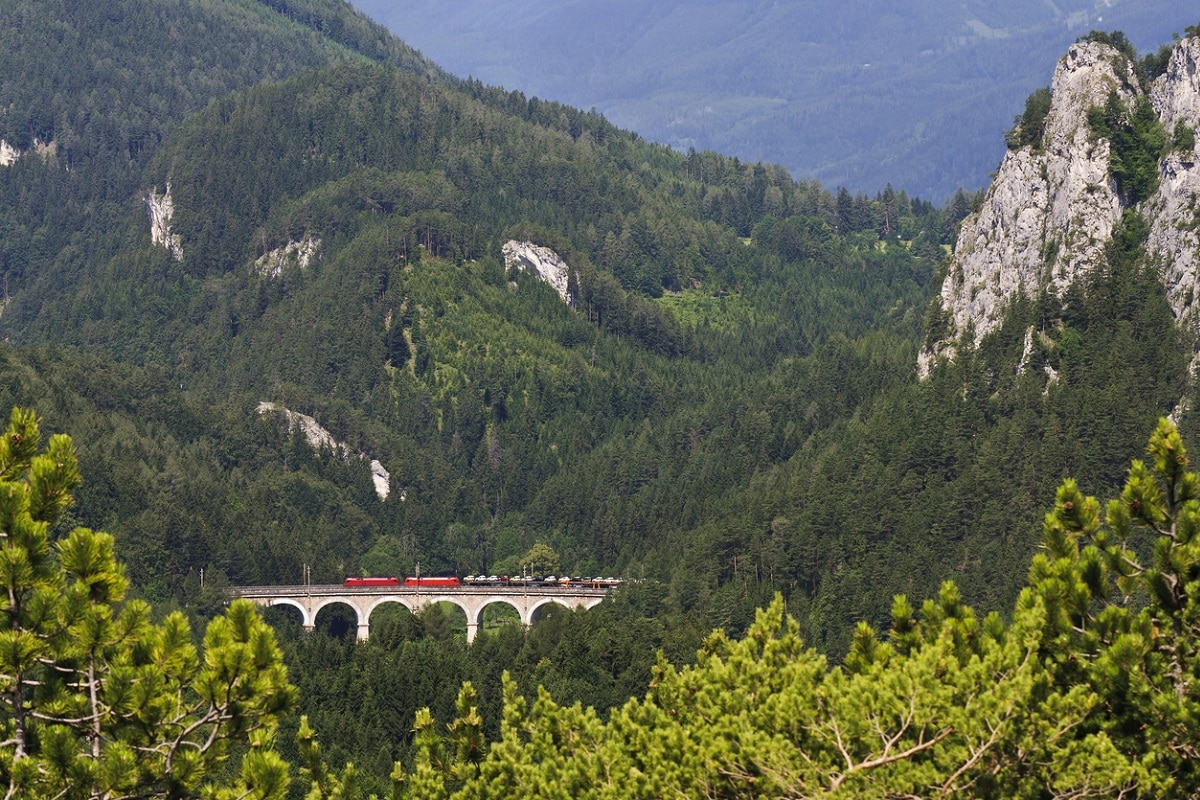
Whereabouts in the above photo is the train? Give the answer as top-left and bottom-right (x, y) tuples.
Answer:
(342, 575), (621, 588)
(342, 576), (401, 587)
(465, 575), (622, 589)
(342, 576), (461, 587)
(404, 576), (462, 587)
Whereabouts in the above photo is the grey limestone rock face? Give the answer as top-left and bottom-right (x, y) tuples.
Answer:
(0, 138), (55, 166)
(1150, 37), (1200, 131)
(145, 182), (184, 262)
(919, 38), (1200, 378)
(1147, 37), (1200, 328)
(501, 240), (574, 305)
(254, 235), (321, 278)
(257, 402), (391, 500)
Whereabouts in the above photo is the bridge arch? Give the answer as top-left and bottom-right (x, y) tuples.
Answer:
(263, 597), (310, 626)
(311, 597), (367, 622)
(364, 595), (420, 619)
(363, 598), (421, 634)
(527, 596), (575, 624)
(465, 598), (523, 638)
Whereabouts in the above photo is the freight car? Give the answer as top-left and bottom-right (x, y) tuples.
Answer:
(462, 575), (622, 588)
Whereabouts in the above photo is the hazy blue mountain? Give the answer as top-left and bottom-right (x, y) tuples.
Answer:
(350, 0), (1191, 200)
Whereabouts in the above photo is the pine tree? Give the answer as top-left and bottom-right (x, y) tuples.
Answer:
(390, 419), (1200, 799)
(0, 407), (298, 799)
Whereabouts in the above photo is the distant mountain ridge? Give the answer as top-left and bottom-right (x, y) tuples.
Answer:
(352, 0), (1191, 199)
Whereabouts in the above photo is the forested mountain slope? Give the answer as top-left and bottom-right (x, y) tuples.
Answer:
(0, 0), (936, 618)
(1, 3), (1199, 787)
(401, 420), (1200, 798)
(1, 0), (1195, 645)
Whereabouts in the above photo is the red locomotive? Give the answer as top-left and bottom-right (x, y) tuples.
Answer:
(343, 576), (401, 587)
(403, 576), (460, 587)
(342, 576), (463, 588)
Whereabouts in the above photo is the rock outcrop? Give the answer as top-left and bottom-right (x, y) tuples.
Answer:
(0, 138), (56, 166)
(1147, 37), (1200, 327)
(919, 37), (1200, 377)
(145, 183), (184, 262)
(0, 140), (18, 166)
(254, 235), (321, 278)
(502, 240), (574, 304)
(257, 402), (392, 500)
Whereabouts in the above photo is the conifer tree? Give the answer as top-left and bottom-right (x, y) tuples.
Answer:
(0, 407), (297, 800)
(390, 418), (1200, 798)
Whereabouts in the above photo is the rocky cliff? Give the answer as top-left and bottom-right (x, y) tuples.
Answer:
(145, 182), (184, 262)
(1147, 37), (1200, 325)
(501, 240), (574, 304)
(254, 235), (321, 278)
(919, 36), (1200, 378)
(257, 402), (392, 500)
(0, 137), (57, 166)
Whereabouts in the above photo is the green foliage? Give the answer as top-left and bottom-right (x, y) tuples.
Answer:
(1005, 86), (1052, 150)
(518, 543), (560, 576)
(273, 586), (687, 796)
(921, 296), (953, 349)
(297, 715), (373, 800)
(1087, 92), (1167, 204)
(1025, 418), (1200, 789)
(395, 420), (1200, 798)
(0, 7), (1196, 793)
(1078, 29), (1138, 65)
(1139, 42), (1176, 84)
(1174, 120), (1197, 153)
(0, 407), (298, 799)
(1104, 208), (1151, 270)
(399, 596), (1121, 798)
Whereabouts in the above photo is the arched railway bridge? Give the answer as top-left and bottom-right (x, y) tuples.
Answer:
(231, 583), (614, 642)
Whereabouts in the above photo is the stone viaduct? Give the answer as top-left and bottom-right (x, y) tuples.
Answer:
(232, 583), (613, 642)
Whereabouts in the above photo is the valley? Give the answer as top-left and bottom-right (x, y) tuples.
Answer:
(0, 1), (1198, 795)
